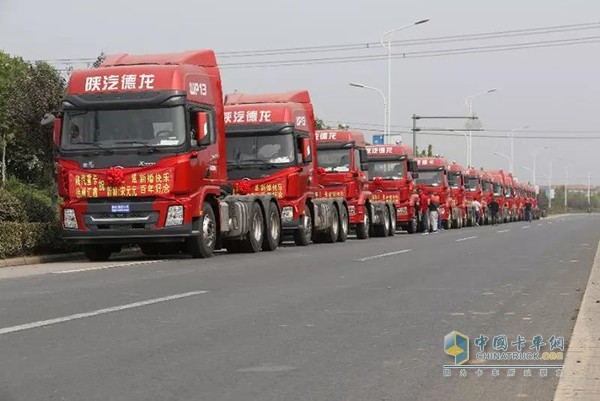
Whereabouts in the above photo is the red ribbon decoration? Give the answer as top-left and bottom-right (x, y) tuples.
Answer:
(106, 167), (125, 187)
(238, 180), (253, 195)
(373, 176), (384, 185)
(317, 167), (327, 176)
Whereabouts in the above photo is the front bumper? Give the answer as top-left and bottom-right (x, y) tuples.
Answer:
(62, 223), (193, 245)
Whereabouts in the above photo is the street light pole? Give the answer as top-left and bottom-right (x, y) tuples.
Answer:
(564, 166), (569, 210)
(530, 145), (549, 187)
(493, 151), (511, 171)
(509, 125), (529, 174)
(349, 82), (387, 140)
(381, 19), (429, 144)
(464, 88), (497, 167)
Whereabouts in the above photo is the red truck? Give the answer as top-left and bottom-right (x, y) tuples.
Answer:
(504, 172), (518, 222)
(462, 168), (484, 226)
(223, 91), (348, 246)
(315, 130), (396, 238)
(366, 144), (420, 233)
(447, 162), (467, 228)
(415, 157), (463, 229)
(485, 170), (508, 223)
(44, 50), (284, 261)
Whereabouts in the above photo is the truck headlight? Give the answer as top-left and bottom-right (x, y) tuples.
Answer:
(281, 206), (294, 223)
(348, 205), (356, 215)
(165, 205), (184, 227)
(63, 208), (78, 229)
(397, 207), (408, 216)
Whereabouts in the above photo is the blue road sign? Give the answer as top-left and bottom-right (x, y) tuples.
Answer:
(372, 135), (384, 145)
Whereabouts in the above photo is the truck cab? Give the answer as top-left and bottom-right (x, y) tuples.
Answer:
(463, 168), (483, 226)
(366, 144), (419, 233)
(486, 170), (508, 223)
(504, 172), (517, 222)
(447, 162), (466, 228)
(47, 50), (279, 260)
(316, 130), (396, 239)
(416, 157), (449, 228)
(224, 91), (347, 245)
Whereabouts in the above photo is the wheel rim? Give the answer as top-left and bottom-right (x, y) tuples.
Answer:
(384, 210), (390, 231)
(391, 214), (396, 232)
(270, 210), (280, 241)
(203, 212), (216, 249)
(253, 212), (263, 242)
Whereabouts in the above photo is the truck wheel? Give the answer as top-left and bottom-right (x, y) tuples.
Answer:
(374, 207), (390, 237)
(83, 245), (112, 262)
(318, 205), (339, 243)
(388, 206), (396, 236)
(356, 205), (371, 240)
(293, 205), (312, 246)
(186, 202), (216, 258)
(337, 205), (349, 242)
(406, 217), (417, 234)
(241, 201), (264, 253)
(262, 201), (281, 252)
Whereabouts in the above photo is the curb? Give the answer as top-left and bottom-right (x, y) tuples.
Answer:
(0, 248), (141, 269)
(554, 241), (600, 400)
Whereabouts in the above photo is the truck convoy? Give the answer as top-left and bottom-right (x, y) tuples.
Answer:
(315, 130), (396, 238)
(48, 50), (289, 260)
(366, 144), (419, 233)
(44, 49), (542, 261)
(462, 168), (483, 226)
(224, 91), (347, 245)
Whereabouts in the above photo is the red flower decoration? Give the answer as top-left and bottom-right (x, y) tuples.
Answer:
(106, 167), (125, 187)
(317, 167), (327, 176)
(373, 176), (384, 185)
(238, 180), (253, 195)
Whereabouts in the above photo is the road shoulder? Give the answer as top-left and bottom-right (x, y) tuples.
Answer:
(554, 240), (600, 400)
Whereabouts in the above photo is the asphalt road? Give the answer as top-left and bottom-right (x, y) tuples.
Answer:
(0, 215), (598, 401)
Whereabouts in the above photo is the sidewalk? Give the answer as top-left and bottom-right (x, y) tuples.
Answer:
(0, 247), (141, 269)
(554, 240), (600, 400)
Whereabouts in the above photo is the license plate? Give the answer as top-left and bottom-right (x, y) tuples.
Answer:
(111, 204), (130, 213)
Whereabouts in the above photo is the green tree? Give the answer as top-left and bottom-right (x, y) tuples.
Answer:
(92, 51), (106, 68)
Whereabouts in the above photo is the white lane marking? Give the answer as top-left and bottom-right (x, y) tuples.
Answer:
(521, 226), (531, 229)
(0, 291), (207, 335)
(537, 223), (543, 226)
(358, 249), (412, 262)
(449, 312), (465, 316)
(52, 260), (167, 274)
(455, 236), (478, 242)
(497, 229), (510, 233)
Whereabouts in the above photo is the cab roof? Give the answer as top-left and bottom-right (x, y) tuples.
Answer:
(101, 50), (217, 67)
(463, 168), (482, 177)
(448, 162), (464, 173)
(225, 90), (310, 105)
(416, 157), (448, 168)
(316, 130), (366, 147)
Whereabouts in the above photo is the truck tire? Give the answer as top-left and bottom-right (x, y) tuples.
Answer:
(262, 201), (281, 252)
(293, 205), (312, 246)
(241, 201), (264, 253)
(388, 206), (396, 236)
(186, 202), (216, 258)
(356, 205), (371, 240)
(83, 245), (111, 262)
(406, 217), (417, 234)
(374, 206), (390, 237)
(317, 205), (339, 243)
(337, 205), (349, 243)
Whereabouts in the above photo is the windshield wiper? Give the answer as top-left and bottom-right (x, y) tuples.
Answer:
(113, 141), (159, 153)
(227, 160), (242, 170)
(78, 142), (114, 154)
(239, 159), (277, 169)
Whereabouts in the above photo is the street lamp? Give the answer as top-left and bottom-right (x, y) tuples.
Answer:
(465, 88), (497, 168)
(522, 165), (532, 183)
(493, 151), (511, 171)
(381, 19), (430, 144)
(530, 145), (549, 187)
(508, 125), (529, 174)
(349, 82), (388, 140)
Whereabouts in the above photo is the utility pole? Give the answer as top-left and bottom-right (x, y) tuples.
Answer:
(588, 172), (592, 206)
(564, 166), (569, 210)
(548, 161), (553, 210)
(412, 114), (418, 154)
(411, 114), (479, 157)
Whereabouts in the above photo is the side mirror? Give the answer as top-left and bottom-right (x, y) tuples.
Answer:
(195, 111), (210, 145)
(412, 172), (419, 179)
(409, 160), (419, 172)
(360, 162), (369, 172)
(301, 138), (312, 164)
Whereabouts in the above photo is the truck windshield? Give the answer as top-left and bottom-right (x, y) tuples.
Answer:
(61, 106), (186, 150)
(465, 176), (479, 191)
(227, 133), (296, 165)
(505, 186), (513, 197)
(368, 161), (405, 179)
(318, 149), (352, 172)
(417, 170), (443, 187)
(493, 183), (503, 196)
(447, 172), (461, 188)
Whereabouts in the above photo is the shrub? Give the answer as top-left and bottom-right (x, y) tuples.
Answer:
(0, 221), (79, 259)
(5, 178), (56, 223)
(0, 189), (26, 222)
